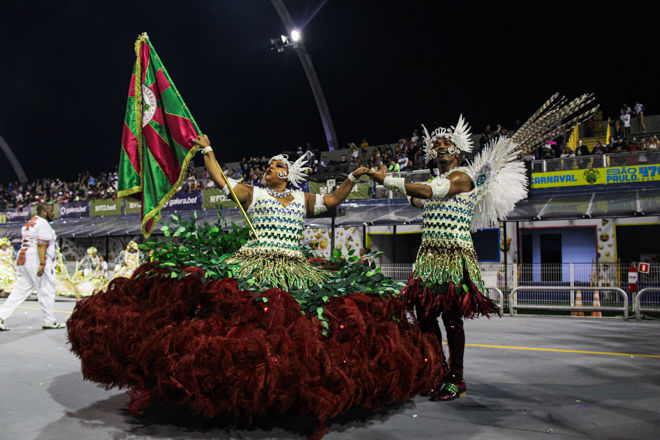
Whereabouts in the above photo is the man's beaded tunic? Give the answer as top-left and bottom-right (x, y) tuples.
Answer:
(404, 167), (495, 317)
(414, 167), (484, 292)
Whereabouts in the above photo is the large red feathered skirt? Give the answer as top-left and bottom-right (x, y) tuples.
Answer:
(67, 264), (446, 439)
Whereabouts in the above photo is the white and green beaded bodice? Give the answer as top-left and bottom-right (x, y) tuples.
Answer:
(415, 167), (484, 288)
(421, 167), (478, 252)
(241, 187), (306, 257)
(228, 187), (329, 291)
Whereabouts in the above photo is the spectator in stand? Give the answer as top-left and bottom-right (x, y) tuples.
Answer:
(576, 140), (590, 156)
(612, 119), (624, 140)
(560, 147), (575, 157)
(612, 137), (629, 153)
(540, 144), (556, 159)
(360, 139), (369, 161)
(634, 101), (646, 133)
(592, 141), (605, 155)
(305, 145), (315, 165)
(629, 138), (639, 152)
(397, 154), (410, 170)
(620, 111), (631, 139)
(605, 136), (617, 153)
(411, 129), (420, 149)
(387, 158), (400, 173)
(347, 143), (358, 162)
(648, 136), (659, 150)
(320, 156), (328, 167)
(621, 103), (632, 117)
(415, 145), (424, 169)
(399, 140), (409, 159)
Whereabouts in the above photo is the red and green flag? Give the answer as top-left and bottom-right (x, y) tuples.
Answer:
(118, 33), (200, 238)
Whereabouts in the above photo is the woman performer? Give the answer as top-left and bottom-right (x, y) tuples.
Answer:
(68, 135), (446, 440)
(112, 241), (144, 280)
(54, 246), (78, 297)
(194, 134), (369, 291)
(72, 247), (107, 296)
(0, 238), (17, 296)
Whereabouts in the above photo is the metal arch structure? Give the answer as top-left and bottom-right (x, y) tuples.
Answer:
(271, 0), (338, 151)
(0, 133), (28, 183)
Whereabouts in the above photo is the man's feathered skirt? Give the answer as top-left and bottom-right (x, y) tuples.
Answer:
(402, 243), (498, 318)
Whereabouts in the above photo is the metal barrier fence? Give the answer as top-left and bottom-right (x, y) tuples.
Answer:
(635, 288), (660, 321)
(510, 286), (629, 320)
(486, 287), (504, 316)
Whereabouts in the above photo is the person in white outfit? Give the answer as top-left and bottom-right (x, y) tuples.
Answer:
(0, 203), (66, 331)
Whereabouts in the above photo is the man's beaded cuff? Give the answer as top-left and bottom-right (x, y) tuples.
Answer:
(383, 175), (406, 196)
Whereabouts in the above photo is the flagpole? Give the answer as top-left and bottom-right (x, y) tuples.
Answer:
(143, 35), (259, 239)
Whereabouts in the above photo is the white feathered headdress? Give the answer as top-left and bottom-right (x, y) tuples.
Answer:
(422, 114), (474, 162)
(269, 154), (310, 188)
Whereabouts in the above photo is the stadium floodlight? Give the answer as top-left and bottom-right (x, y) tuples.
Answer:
(271, 0), (338, 150)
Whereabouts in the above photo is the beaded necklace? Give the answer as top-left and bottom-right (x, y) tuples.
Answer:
(266, 187), (292, 199)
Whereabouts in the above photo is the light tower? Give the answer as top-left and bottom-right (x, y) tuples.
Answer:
(270, 0), (338, 151)
(0, 134), (28, 183)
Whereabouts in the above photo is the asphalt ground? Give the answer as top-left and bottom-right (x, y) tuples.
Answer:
(1, 296), (658, 440)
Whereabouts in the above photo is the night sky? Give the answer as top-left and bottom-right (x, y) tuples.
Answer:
(0, 0), (657, 183)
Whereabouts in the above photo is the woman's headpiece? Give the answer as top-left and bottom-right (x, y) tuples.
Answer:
(87, 247), (98, 255)
(268, 154), (310, 188)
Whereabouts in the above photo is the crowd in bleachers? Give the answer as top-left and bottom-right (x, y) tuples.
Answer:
(2, 102), (654, 211)
(0, 170), (119, 210)
(198, 132), (437, 188)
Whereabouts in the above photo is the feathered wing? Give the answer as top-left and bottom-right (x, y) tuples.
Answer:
(511, 93), (598, 160)
(469, 137), (526, 231)
(468, 93), (598, 231)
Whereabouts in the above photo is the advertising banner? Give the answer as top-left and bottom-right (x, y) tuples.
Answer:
(6, 206), (33, 223)
(59, 201), (90, 218)
(309, 179), (371, 200)
(202, 189), (237, 209)
(90, 198), (123, 217)
(124, 200), (142, 215)
(531, 164), (660, 189)
(162, 191), (203, 212)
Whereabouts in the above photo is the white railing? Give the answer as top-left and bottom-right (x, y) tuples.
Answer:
(635, 288), (660, 321)
(510, 286), (629, 321)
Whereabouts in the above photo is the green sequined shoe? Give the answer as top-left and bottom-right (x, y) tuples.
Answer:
(429, 379), (466, 401)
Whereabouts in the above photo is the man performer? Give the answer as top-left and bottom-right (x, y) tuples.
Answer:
(366, 92), (597, 402)
(0, 203), (66, 331)
(366, 117), (496, 401)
